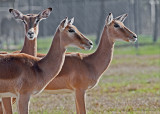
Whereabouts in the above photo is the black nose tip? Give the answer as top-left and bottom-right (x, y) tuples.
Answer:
(133, 35), (137, 39)
(89, 41), (93, 45)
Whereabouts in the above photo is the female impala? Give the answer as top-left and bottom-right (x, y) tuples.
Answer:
(0, 8), (52, 114)
(0, 8), (52, 56)
(0, 17), (93, 114)
(43, 13), (137, 114)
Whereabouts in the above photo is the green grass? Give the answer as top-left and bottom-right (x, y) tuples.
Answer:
(1, 35), (159, 56)
(36, 35), (160, 55)
(114, 44), (160, 55)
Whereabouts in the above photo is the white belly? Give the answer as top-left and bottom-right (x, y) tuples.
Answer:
(44, 89), (73, 94)
(0, 92), (16, 98)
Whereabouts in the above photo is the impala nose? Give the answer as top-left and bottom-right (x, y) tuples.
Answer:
(89, 41), (93, 46)
(28, 31), (34, 36)
(27, 31), (34, 39)
(87, 41), (93, 50)
(131, 34), (137, 42)
(133, 35), (137, 39)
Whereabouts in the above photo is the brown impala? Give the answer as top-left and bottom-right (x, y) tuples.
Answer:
(44, 13), (137, 114)
(0, 8), (52, 114)
(0, 17), (93, 114)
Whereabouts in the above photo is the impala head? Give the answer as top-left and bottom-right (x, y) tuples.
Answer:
(106, 13), (137, 42)
(58, 17), (93, 50)
(9, 8), (52, 40)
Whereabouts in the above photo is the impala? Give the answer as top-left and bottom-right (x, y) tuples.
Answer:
(0, 17), (93, 114)
(0, 8), (52, 114)
(44, 13), (137, 114)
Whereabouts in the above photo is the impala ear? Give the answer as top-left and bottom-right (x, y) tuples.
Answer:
(68, 17), (74, 25)
(59, 17), (68, 31)
(106, 12), (113, 25)
(115, 14), (128, 22)
(9, 9), (23, 20)
(38, 7), (52, 20)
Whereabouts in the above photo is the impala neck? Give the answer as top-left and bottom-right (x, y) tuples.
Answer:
(86, 26), (115, 78)
(20, 36), (37, 56)
(38, 28), (66, 85)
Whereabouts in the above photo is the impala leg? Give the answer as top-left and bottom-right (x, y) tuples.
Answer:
(0, 101), (3, 114)
(2, 97), (12, 114)
(75, 89), (86, 114)
(75, 97), (79, 114)
(17, 94), (30, 114)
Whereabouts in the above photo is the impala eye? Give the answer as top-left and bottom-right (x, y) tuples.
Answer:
(35, 19), (40, 24)
(114, 23), (120, 28)
(68, 29), (75, 32)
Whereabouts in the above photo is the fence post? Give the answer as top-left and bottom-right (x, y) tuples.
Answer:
(28, 0), (32, 13)
(96, 0), (105, 45)
(153, 0), (159, 43)
(133, 0), (139, 49)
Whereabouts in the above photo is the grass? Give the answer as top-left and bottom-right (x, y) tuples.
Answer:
(3, 35), (160, 113)
(36, 35), (160, 56)
(1, 35), (159, 55)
